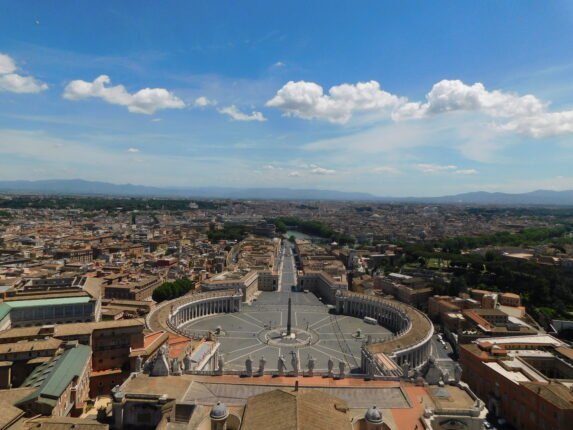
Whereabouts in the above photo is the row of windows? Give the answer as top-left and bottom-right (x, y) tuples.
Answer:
(11, 304), (93, 321)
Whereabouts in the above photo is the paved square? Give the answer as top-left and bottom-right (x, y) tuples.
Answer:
(181, 290), (392, 372)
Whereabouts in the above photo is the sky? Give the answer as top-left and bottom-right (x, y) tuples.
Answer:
(1, 1), (573, 197)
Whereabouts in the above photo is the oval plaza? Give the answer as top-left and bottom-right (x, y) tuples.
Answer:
(147, 240), (433, 377)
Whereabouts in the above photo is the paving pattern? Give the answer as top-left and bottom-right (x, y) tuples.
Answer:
(182, 241), (391, 372)
(181, 290), (392, 372)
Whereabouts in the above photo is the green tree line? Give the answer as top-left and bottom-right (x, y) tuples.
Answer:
(0, 196), (226, 211)
(435, 225), (573, 253)
(207, 224), (250, 242)
(401, 242), (573, 321)
(152, 278), (194, 303)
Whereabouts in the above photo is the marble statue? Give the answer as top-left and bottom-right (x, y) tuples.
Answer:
(307, 356), (315, 377)
(258, 356), (266, 375)
(453, 363), (462, 383)
(172, 358), (182, 376)
(338, 360), (346, 379)
(183, 354), (192, 372)
(245, 356), (253, 377)
(278, 355), (286, 377)
(217, 355), (225, 375)
(135, 355), (143, 373)
(291, 352), (299, 377)
(422, 356), (443, 385)
(327, 357), (334, 377)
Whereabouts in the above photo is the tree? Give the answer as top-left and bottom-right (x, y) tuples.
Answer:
(152, 278), (194, 303)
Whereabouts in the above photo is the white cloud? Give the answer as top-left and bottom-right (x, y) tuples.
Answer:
(262, 164), (275, 170)
(194, 96), (217, 107)
(151, 118), (162, 122)
(372, 166), (401, 174)
(127, 148), (140, 153)
(496, 110), (573, 138)
(393, 79), (545, 120)
(266, 80), (404, 124)
(310, 166), (336, 175)
(414, 164), (478, 175)
(0, 53), (48, 93)
(416, 164), (458, 174)
(288, 171), (302, 177)
(269, 77), (573, 139)
(63, 75), (185, 114)
(0, 54), (16, 74)
(294, 163), (336, 175)
(218, 105), (266, 121)
(273, 61), (285, 67)
(391, 79), (573, 139)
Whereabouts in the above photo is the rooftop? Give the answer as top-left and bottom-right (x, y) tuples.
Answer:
(54, 318), (144, 337)
(18, 344), (92, 407)
(0, 338), (62, 355)
(2, 296), (91, 308)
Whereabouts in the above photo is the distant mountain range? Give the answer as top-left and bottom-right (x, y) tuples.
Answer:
(1, 179), (573, 205)
(0, 179), (376, 201)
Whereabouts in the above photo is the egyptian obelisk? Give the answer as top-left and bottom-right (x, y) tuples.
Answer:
(287, 296), (292, 336)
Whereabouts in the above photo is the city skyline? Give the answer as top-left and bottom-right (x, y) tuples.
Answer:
(2, 1), (573, 196)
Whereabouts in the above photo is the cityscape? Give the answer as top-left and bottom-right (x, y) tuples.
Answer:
(2, 2), (573, 430)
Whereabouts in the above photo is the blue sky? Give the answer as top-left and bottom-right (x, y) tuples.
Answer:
(1, 1), (573, 196)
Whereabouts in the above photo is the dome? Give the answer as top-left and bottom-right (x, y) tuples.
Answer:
(210, 401), (229, 420)
(365, 405), (383, 423)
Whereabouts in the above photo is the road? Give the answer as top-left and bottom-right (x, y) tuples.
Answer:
(430, 334), (453, 359)
(278, 240), (297, 292)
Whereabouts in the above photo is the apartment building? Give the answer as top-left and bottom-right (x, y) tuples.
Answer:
(460, 335), (573, 430)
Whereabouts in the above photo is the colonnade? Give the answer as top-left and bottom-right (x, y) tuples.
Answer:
(335, 291), (433, 376)
(164, 290), (243, 331)
(393, 340), (431, 368)
(335, 292), (410, 332)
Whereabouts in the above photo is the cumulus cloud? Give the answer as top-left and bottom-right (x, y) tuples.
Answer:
(0, 53), (48, 93)
(393, 79), (545, 120)
(288, 171), (302, 177)
(416, 164), (458, 174)
(194, 96), (217, 107)
(262, 164), (275, 170)
(372, 166), (401, 174)
(391, 79), (573, 138)
(268, 77), (573, 138)
(218, 105), (266, 121)
(127, 148), (140, 153)
(0, 54), (16, 74)
(455, 169), (478, 175)
(63, 75), (185, 114)
(266, 80), (403, 123)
